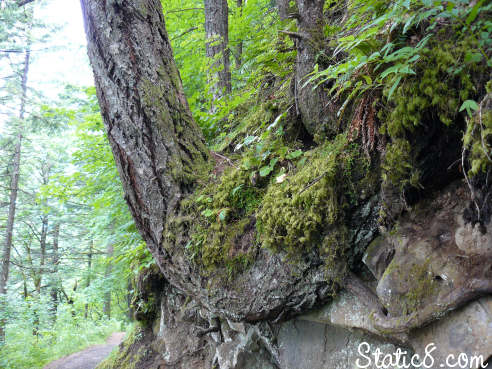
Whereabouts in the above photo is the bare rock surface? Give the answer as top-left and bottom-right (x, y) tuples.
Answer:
(277, 319), (415, 369)
(409, 296), (492, 369)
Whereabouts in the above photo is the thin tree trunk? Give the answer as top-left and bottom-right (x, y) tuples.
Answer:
(126, 279), (133, 321)
(84, 239), (92, 319)
(234, 0), (243, 68)
(204, 0), (231, 106)
(50, 223), (60, 324)
(34, 212), (48, 295)
(103, 243), (113, 319)
(0, 47), (30, 344)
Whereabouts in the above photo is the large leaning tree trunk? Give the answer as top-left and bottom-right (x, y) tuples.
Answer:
(80, 0), (373, 324)
(80, 0), (209, 253)
(204, 0), (231, 107)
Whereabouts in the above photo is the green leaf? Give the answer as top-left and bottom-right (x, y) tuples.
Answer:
(219, 209), (227, 221)
(459, 100), (479, 117)
(243, 135), (257, 146)
(380, 65), (401, 79)
(286, 149), (303, 159)
(403, 14), (416, 34)
(387, 76), (402, 101)
(259, 165), (273, 177)
(201, 209), (215, 218)
(466, 0), (485, 25)
(362, 75), (372, 85)
(464, 52), (482, 64)
(231, 184), (244, 196)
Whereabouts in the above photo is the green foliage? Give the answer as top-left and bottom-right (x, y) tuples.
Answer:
(307, 0), (491, 124)
(42, 86), (153, 276)
(183, 167), (261, 272)
(166, 0), (295, 140)
(0, 298), (122, 369)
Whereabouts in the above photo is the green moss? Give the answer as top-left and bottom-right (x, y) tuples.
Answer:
(382, 37), (481, 137)
(401, 260), (437, 315)
(381, 138), (420, 192)
(182, 167), (262, 273)
(379, 36), (485, 193)
(463, 89), (492, 177)
(257, 134), (369, 261)
(97, 327), (145, 369)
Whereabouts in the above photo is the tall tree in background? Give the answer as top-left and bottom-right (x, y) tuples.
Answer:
(204, 0), (231, 106)
(0, 43), (30, 344)
(84, 239), (92, 319)
(103, 241), (113, 319)
(233, 0), (243, 68)
(49, 222), (60, 324)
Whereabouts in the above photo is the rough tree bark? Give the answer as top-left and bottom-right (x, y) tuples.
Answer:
(0, 47), (30, 344)
(80, 3), (492, 362)
(204, 0), (231, 105)
(80, 0), (209, 255)
(293, 0), (336, 137)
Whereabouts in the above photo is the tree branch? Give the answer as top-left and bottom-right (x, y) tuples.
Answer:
(171, 27), (198, 41)
(17, 0), (35, 7)
(166, 7), (204, 14)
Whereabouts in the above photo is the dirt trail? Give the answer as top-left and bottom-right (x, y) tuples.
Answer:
(42, 332), (125, 369)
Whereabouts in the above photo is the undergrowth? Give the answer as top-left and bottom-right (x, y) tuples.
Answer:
(0, 302), (122, 369)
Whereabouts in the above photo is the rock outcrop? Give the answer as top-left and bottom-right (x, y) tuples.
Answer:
(99, 181), (492, 369)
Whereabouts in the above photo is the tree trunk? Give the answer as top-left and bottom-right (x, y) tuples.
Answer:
(126, 279), (134, 322)
(0, 47), (30, 344)
(80, 0), (346, 324)
(294, 0), (335, 137)
(80, 0), (209, 257)
(50, 223), (60, 324)
(276, 0), (289, 20)
(34, 212), (48, 295)
(84, 239), (92, 319)
(103, 243), (113, 319)
(204, 0), (231, 105)
(234, 0), (242, 68)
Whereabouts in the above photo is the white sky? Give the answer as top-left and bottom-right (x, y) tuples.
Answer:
(29, 0), (94, 98)
(30, 0), (93, 99)
(0, 0), (93, 131)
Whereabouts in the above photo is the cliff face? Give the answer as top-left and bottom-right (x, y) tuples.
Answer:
(82, 0), (492, 368)
(99, 181), (492, 369)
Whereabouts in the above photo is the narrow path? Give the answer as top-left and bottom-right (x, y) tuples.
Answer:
(42, 332), (125, 369)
